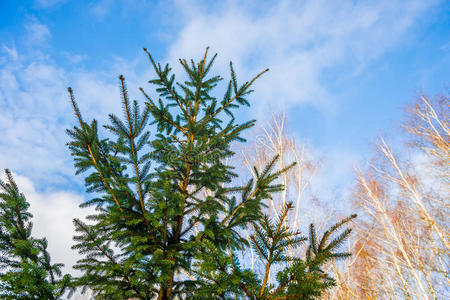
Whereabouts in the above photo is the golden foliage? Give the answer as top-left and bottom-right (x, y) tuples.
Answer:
(248, 94), (449, 299)
(334, 94), (449, 299)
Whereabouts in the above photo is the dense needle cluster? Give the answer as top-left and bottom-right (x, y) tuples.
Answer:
(0, 170), (72, 299)
(0, 48), (356, 299)
(66, 48), (356, 299)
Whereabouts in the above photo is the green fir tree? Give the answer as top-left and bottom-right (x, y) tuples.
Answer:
(0, 170), (72, 299)
(66, 48), (356, 299)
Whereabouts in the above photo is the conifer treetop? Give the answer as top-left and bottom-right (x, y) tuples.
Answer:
(65, 48), (356, 299)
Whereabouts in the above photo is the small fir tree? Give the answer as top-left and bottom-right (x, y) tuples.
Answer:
(0, 170), (72, 299)
(67, 48), (356, 299)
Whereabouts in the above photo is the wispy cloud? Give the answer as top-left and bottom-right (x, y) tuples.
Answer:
(0, 43), (120, 186)
(0, 0), (439, 188)
(62, 51), (87, 64)
(0, 0), (445, 285)
(167, 0), (435, 115)
(1, 46), (18, 62)
(90, 0), (115, 19)
(24, 17), (51, 46)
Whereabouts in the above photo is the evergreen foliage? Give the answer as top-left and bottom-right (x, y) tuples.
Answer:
(0, 170), (72, 299)
(66, 48), (356, 299)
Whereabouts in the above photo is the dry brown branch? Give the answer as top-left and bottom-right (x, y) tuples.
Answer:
(336, 94), (449, 299)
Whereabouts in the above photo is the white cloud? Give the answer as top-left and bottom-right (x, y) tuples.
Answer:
(0, 2), (443, 296)
(1, 0), (436, 186)
(167, 0), (435, 115)
(24, 17), (51, 46)
(0, 44), (122, 186)
(62, 51), (87, 64)
(309, 145), (362, 212)
(0, 50), (72, 184)
(1, 46), (18, 62)
(90, 0), (115, 19)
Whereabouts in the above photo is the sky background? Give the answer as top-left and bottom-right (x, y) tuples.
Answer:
(0, 0), (449, 278)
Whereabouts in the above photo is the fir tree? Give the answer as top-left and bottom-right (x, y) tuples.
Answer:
(67, 48), (356, 299)
(0, 169), (72, 299)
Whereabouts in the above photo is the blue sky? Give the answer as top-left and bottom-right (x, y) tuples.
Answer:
(0, 0), (449, 276)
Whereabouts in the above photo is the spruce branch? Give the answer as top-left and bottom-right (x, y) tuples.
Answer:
(0, 170), (73, 299)
(143, 48), (188, 117)
(197, 65), (269, 132)
(119, 75), (150, 231)
(67, 88), (124, 212)
(139, 87), (188, 135)
(65, 48), (356, 299)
